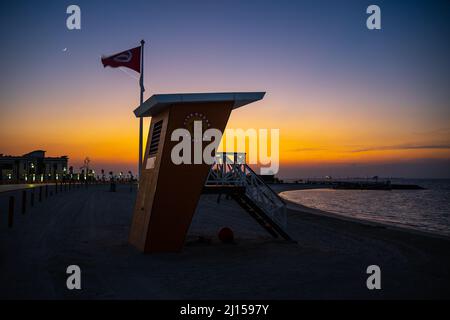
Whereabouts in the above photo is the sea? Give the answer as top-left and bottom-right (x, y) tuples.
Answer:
(279, 179), (450, 237)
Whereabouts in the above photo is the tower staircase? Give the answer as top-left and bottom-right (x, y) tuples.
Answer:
(204, 153), (293, 241)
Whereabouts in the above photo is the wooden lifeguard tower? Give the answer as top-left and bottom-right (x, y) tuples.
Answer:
(129, 92), (268, 253)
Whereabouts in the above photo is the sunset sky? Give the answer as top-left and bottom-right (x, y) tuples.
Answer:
(1, 0), (449, 178)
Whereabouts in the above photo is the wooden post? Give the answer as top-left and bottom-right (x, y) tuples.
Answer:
(45, 185), (48, 199)
(8, 196), (14, 228)
(39, 186), (42, 202)
(21, 190), (26, 214)
(30, 191), (35, 207)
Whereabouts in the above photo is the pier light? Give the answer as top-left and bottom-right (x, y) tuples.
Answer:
(8, 173), (12, 180)
(25, 175), (28, 182)
(56, 174), (59, 180)
(32, 174), (35, 182)
(40, 175), (43, 182)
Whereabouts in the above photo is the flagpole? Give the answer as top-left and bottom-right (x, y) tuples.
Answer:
(139, 40), (145, 181)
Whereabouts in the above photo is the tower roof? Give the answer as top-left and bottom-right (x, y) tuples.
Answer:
(133, 92), (265, 117)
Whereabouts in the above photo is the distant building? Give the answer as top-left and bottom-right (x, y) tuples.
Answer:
(0, 150), (68, 183)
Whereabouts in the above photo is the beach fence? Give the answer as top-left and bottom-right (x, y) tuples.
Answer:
(0, 180), (137, 229)
(0, 181), (101, 229)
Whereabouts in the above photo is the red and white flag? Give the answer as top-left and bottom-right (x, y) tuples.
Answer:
(101, 46), (141, 73)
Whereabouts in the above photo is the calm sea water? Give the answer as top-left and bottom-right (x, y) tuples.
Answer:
(280, 179), (450, 237)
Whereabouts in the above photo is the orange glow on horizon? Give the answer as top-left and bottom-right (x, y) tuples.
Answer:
(1, 90), (449, 174)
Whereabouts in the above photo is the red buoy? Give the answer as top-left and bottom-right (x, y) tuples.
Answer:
(218, 227), (234, 243)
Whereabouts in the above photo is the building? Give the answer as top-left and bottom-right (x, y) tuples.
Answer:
(0, 150), (68, 183)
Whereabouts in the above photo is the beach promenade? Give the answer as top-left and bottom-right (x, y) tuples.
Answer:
(1, 184), (449, 299)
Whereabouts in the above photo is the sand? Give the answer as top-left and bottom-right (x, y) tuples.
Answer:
(1, 183), (449, 299)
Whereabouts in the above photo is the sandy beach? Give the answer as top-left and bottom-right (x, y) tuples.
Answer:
(1, 183), (449, 299)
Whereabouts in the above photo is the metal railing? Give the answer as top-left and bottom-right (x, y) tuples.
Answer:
(205, 153), (287, 228)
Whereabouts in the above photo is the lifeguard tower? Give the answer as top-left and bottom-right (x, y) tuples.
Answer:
(129, 92), (291, 253)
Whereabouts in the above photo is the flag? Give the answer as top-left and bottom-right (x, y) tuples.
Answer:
(101, 46), (141, 73)
(102, 41), (146, 176)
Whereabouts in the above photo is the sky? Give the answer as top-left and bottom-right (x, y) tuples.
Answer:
(0, 0), (449, 179)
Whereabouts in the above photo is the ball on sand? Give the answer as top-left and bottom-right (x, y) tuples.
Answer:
(218, 227), (234, 243)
